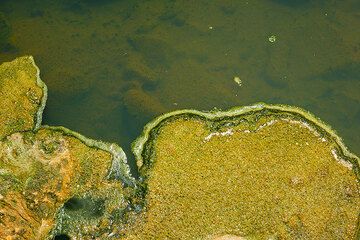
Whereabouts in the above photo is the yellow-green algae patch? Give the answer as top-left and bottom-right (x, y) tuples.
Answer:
(0, 56), (47, 139)
(129, 104), (360, 239)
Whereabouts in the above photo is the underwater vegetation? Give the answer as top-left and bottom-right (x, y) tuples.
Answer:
(0, 57), (359, 239)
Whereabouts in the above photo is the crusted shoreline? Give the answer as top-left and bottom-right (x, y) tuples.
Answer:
(43, 125), (135, 186)
(29, 56), (48, 132)
(132, 103), (359, 173)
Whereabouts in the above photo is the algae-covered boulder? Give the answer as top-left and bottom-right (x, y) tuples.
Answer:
(0, 56), (47, 139)
(129, 105), (360, 239)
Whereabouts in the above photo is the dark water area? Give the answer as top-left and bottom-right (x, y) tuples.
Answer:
(0, 0), (359, 173)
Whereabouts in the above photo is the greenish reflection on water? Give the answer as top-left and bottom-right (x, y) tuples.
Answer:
(0, 0), (359, 173)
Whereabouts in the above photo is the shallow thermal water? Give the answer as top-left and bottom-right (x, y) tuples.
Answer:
(0, 0), (359, 173)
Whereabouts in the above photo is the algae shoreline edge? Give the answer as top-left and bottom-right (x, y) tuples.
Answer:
(30, 54), (135, 186)
(0, 56), (135, 185)
(132, 103), (360, 172)
(29, 55), (48, 131)
(15, 55), (359, 183)
(42, 125), (135, 186)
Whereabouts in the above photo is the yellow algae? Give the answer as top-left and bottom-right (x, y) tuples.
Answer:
(0, 56), (47, 139)
(128, 106), (360, 239)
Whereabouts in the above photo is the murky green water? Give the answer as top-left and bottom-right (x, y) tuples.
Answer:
(1, 0), (359, 173)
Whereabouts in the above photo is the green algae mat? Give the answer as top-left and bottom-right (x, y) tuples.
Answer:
(0, 57), (359, 239)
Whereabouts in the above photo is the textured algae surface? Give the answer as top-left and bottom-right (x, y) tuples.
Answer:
(128, 109), (360, 239)
(0, 56), (359, 239)
(0, 56), (46, 139)
(0, 129), (137, 239)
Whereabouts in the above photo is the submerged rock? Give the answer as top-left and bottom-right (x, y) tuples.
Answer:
(0, 13), (11, 51)
(0, 56), (359, 239)
(123, 86), (166, 118)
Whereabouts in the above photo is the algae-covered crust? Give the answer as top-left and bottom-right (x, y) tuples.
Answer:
(0, 57), (136, 239)
(0, 127), (137, 239)
(0, 56), (47, 139)
(129, 104), (360, 239)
